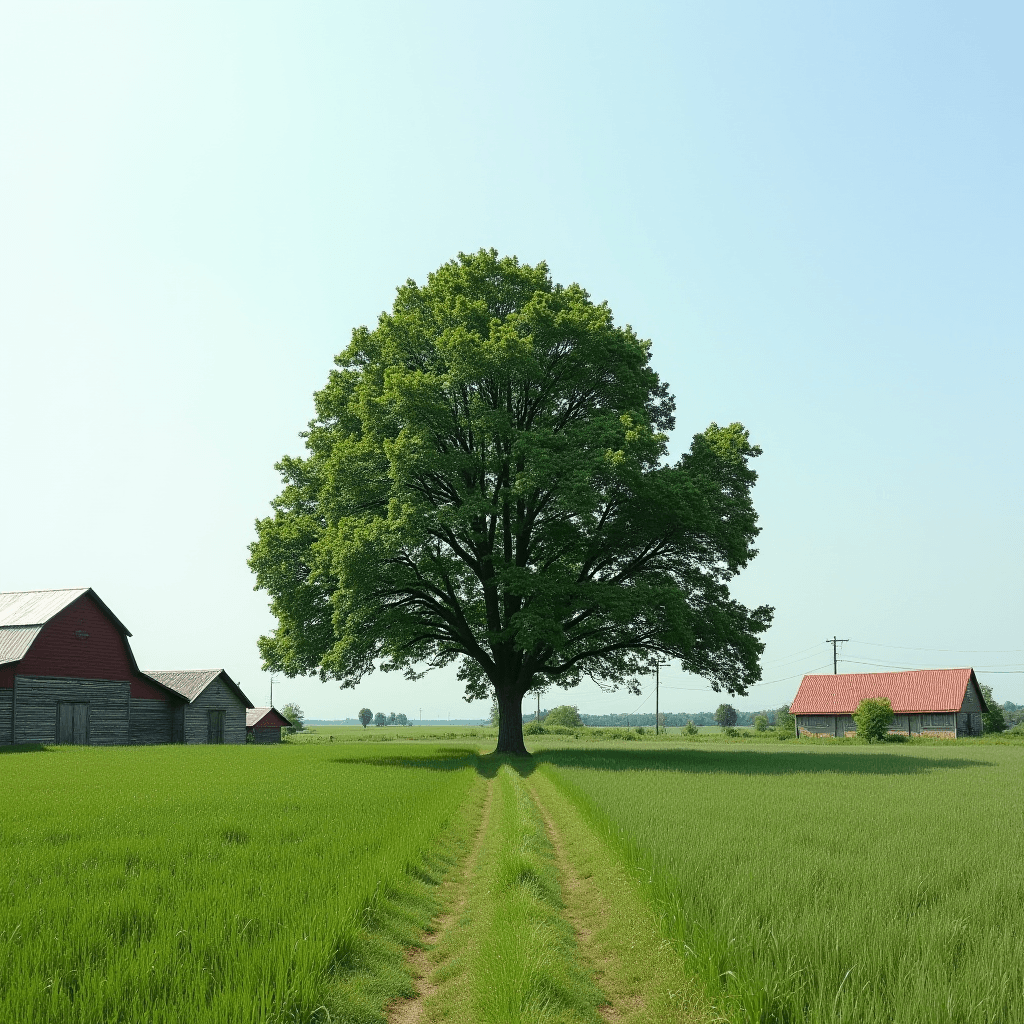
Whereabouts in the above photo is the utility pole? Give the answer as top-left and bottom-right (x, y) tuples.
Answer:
(827, 637), (849, 674)
(654, 660), (669, 734)
(270, 674), (275, 708)
(536, 691), (540, 723)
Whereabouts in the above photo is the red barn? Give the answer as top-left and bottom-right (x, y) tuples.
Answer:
(790, 668), (987, 739)
(0, 588), (187, 745)
(246, 706), (293, 743)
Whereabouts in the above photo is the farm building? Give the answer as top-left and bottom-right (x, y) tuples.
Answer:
(246, 707), (293, 743)
(0, 588), (189, 745)
(790, 668), (986, 738)
(145, 670), (252, 745)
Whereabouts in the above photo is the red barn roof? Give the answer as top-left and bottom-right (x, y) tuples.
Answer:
(790, 668), (984, 715)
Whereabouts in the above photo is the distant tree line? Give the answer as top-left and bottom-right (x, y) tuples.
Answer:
(357, 708), (411, 728)
(580, 706), (792, 729)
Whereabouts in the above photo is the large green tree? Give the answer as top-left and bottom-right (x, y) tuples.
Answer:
(249, 251), (772, 754)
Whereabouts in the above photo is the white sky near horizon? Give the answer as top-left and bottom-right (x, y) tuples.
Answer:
(1, 2), (1021, 722)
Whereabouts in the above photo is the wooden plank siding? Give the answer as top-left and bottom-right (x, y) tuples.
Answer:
(0, 690), (11, 745)
(250, 727), (282, 744)
(183, 677), (246, 745)
(13, 676), (130, 745)
(129, 698), (175, 745)
(796, 712), (958, 739)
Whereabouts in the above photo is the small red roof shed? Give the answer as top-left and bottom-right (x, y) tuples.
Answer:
(246, 707), (293, 730)
(790, 668), (986, 715)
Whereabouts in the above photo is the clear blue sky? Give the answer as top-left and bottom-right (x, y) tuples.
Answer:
(1, 2), (1021, 721)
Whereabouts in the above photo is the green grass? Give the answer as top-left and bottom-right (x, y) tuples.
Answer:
(0, 743), (482, 1023)
(538, 742), (1024, 1023)
(425, 762), (604, 1023)
(4, 734), (1022, 1023)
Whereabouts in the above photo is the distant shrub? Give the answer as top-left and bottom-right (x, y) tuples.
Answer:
(775, 705), (795, 735)
(684, 720), (699, 736)
(754, 715), (768, 732)
(854, 698), (894, 743)
(635, 726), (645, 736)
(545, 705), (584, 728)
(523, 721), (546, 735)
(723, 726), (740, 738)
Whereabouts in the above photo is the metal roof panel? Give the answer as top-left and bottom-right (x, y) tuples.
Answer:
(0, 625), (42, 666)
(144, 669), (255, 709)
(0, 589), (90, 628)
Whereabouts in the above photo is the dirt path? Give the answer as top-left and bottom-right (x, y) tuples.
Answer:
(526, 774), (712, 1024)
(526, 780), (628, 1022)
(387, 776), (495, 1024)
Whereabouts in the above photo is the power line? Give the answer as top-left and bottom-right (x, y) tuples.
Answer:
(848, 639), (1024, 654)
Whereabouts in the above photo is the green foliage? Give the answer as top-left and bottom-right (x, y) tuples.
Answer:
(854, 697), (894, 742)
(714, 703), (738, 727)
(684, 720), (699, 736)
(489, 696), (500, 729)
(280, 701), (303, 733)
(981, 685), (1006, 733)
(754, 714), (768, 732)
(358, 707), (373, 728)
(248, 249), (772, 751)
(544, 705), (584, 728)
(373, 711), (388, 727)
(723, 726), (740, 737)
(775, 704), (795, 735)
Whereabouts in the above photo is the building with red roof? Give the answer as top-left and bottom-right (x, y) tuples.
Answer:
(246, 706), (294, 744)
(790, 668), (986, 739)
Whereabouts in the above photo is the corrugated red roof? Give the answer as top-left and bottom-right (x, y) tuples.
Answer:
(790, 668), (979, 715)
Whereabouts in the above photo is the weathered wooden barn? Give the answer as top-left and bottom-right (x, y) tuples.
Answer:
(145, 670), (252, 745)
(246, 707), (293, 743)
(0, 588), (188, 745)
(790, 668), (986, 738)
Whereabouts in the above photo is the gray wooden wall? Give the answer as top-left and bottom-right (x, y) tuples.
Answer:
(0, 690), (11, 745)
(184, 676), (246, 744)
(13, 675), (130, 745)
(129, 698), (175, 745)
(251, 727), (281, 744)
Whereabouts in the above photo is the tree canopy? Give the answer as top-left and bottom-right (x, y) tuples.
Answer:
(544, 705), (584, 728)
(249, 250), (772, 753)
(714, 703), (738, 727)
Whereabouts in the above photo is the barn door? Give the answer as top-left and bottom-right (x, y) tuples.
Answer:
(208, 710), (225, 744)
(57, 703), (90, 744)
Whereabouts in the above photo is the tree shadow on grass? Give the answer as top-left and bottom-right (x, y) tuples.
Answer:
(528, 746), (992, 777)
(0, 743), (51, 754)
(332, 745), (992, 778)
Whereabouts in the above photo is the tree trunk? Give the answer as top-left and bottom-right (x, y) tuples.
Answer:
(494, 686), (530, 755)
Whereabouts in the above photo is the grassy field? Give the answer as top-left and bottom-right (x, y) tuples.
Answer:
(1, 735), (1020, 1022)
(535, 741), (1024, 1023)
(0, 743), (481, 1023)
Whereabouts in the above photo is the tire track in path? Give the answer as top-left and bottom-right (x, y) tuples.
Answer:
(387, 775), (495, 1024)
(526, 773), (712, 1024)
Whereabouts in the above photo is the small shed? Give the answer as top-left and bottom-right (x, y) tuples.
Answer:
(145, 670), (253, 744)
(0, 588), (187, 746)
(790, 668), (987, 739)
(246, 707), (293, 743)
